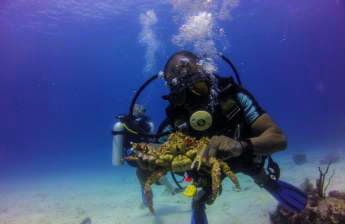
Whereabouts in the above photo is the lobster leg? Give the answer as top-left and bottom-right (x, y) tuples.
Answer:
(219, 161), (241, 190)
(144, 169), (167, 214)
(208, 157), (222, 204)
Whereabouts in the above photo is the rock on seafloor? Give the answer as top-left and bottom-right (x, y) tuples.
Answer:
(80, 217), (92, 224)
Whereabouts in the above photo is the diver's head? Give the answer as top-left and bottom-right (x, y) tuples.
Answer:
(164, 51), (200, 85)
(163, 51), (211, 100)
(132, 104), (146, 117)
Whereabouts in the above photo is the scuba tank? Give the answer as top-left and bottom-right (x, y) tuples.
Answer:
(112, 113), (154, 166)
(112, 121), (125, 166)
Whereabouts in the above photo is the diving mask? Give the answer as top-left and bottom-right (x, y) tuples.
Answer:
(163, 72), (211, 106)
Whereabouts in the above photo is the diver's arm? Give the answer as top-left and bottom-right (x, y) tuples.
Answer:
(233, 88), (287, 155)
(112, 122), (125, 166)
(205, 113), (287, 161)
(247, 113), (287, 155)
(147, 121), (155, 134)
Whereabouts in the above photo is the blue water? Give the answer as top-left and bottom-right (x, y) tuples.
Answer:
(1, 0), (344, 187)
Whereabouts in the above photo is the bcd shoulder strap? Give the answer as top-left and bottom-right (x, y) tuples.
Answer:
(217, 76), (241, 122)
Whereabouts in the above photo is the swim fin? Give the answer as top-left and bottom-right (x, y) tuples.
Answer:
(263, 179), (308, 213)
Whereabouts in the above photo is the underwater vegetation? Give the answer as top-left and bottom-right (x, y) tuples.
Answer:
(270, 162), (345, 224)
(292, 151), (344, 166)
(292, 154), (308, 165)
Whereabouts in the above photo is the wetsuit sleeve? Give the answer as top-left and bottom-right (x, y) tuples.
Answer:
(235, 88), (266, 125)
(147, 120), (155, 134)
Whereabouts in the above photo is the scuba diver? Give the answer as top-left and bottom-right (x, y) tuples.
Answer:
(160, 51), (308, 224)
(113, 51), (307, 224)
(112, 104), (177, 208)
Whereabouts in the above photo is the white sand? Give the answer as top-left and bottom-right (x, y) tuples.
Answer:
(1, 149), (344, 224)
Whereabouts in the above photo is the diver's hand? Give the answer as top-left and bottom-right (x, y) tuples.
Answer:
(208, 135), (244, 159)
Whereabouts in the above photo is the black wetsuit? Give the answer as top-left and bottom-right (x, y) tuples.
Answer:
(164, 84), (266, 203)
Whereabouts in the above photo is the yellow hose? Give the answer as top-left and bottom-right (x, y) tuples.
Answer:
(123, 123), (138, 135)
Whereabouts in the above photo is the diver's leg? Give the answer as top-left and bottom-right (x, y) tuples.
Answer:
(191, 202), (207, 224)
(191, 189), (210, 224)
(241, 167), (268, 187)
(245, 168), (308, 213)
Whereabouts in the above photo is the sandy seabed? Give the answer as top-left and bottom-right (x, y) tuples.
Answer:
(1, 150), (344, 224)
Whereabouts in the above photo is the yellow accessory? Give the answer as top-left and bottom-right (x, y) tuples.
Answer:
(123, 123), (138, 135)
(189, 110), (213, 131)
(183, 184), (197, 197)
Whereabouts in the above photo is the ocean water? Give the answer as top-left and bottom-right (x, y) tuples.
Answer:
(0, 1), (345, 224)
